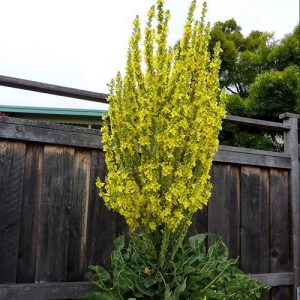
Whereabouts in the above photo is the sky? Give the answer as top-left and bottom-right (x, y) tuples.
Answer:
(0, 0), (299, 110)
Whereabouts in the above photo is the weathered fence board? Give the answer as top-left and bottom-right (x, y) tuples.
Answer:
(67, 150), (91, 281)
(85, 150), (117, 272)
(240, 167), (270, 274)
(17, 144), (43, 283)
(35, 146), (75, 282)
(187, 207), (208, 238)
(280, 113), (300, 297)
(0, 141), (26, 283)
(0, 74), (108, 104)
(208, 164), (240, 260)
(270, 169), (291, 299)
(0, 116), (102, 149)
(0, 282), (99, 300)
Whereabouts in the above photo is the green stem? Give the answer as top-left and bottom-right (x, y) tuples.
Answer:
(158, 228), (170, 269)
(170, 217), (191, 262)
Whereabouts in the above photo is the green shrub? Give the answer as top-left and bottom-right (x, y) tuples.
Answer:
(83, 234), (269, 299)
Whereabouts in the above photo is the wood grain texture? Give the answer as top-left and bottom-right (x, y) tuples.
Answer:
(116, 213), (128, 238)
(67, 150), (91, 281)
(187, 207), (208, 238)
(0, 141), (26, 283)
(208, 164), (240, 260)
(85, 150), (117, 278)
(280, 115), (300, 294)
(214, 146), (291, 169)
(35, 146), (75, 282)
(240, 167), (270, 274)
(225, 115), (289, 131)
(17, 144), (43, 283)
(0, 74), (108, 103)
(269, 169), (291, 299)
(0, 281), (99, 300)
(251, 272), (294, 286)
(0, 121), (102, 149)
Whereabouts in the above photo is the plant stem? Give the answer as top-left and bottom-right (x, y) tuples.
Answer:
(158, 228), (170, 269)
(170, 217), (191, 262)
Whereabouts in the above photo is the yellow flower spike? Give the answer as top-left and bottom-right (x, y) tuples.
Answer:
(97, 0), (226, 232)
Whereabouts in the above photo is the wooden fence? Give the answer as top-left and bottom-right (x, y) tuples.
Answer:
(1, 69), (300, 300)
(0, 113), (299, 300)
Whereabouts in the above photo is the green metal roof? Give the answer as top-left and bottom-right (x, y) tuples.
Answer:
(0, 105), (106, 116)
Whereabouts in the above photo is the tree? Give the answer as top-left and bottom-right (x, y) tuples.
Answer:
(210, 21), (300, 150)
(247, 66), (299, 120)
(210, 19), (272, 98)
(267, 25), (300, 71)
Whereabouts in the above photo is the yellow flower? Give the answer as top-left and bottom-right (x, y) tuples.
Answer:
(97, 0), (226, 232)
(144, 267), (153, 275)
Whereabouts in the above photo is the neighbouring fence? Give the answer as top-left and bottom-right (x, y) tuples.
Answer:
(0, 113), (299, 300)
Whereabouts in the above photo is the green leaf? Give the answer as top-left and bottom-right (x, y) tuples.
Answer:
(135, 276), (156, 296)
(164, 285), (173, 300)
(174, 278), (187, 297)
(183, 265), (195, 275)
(144, 276), (157, 288)
(186, 234), (207, 253)
(89, 265), (111, 284)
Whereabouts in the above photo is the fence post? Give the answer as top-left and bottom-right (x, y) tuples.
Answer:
(279, 112), (300, 296)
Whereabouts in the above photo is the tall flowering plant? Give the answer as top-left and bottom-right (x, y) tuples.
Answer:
(97, 0), (225, 239)
(88, 1), (269, 299)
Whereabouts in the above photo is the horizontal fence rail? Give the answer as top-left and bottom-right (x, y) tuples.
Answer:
(224, 115), (290, 131)
(0, 74), (295, 132)
(0, 282), (99, 300)
(0, 75), (108, 103)
(0, 273), (295, 299)
(0, 116), (293, 169)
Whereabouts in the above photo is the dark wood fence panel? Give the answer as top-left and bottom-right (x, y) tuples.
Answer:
(17, 144), (43, 283)
(269, 169), (291, 299)
(0, 141), (26, 283)
(35, 146), (75, 282)
(240, 167), (270, 275)
(84, 150), (117, 272)
(208, 164), (240, 260)
(67, 149), (91, 282)
(0, 115), (298, 299)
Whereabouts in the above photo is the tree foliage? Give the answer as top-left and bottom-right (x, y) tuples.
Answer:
(210, 21), (300, 149)
(247, 66), (299, 120)
(210, 19), (272, 98)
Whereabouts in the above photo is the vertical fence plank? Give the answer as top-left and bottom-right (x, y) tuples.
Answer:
(280, 113), (300, 295)
(0, 141), (26, 283)
(35, 146), (75, 282)
(116, 213), (128, 238)
(67, 150), (91, 281)
(240, 167), (269, 274)
(208, 164), (240, 260)
(85, 150), (116, 277)
(187, 207), (208, 238)
(270, 169), (291, 299)
(241, 167), (270, 300)
(17, 144), (43, 283)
